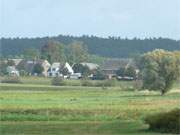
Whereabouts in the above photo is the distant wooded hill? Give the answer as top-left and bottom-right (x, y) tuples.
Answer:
(1, 35), (180, 58)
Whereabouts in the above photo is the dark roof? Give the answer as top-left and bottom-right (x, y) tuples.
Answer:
(101, 58), (134, 71)
(17, 60), (47, 73)
(81, 62), (99, 70)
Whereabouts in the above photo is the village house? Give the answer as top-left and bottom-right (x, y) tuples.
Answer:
(9, 59), (23, 66)
(80, 62), (99, 71)
(47, 62), (74, 77)
(17, 59), (51, 76)
(80, 62), (99, 78)
(2, 59), (23, 67)
(64, 62), (74, 75)
(101, 58), (135, 79)
(47, 62), (62, 77)
(40, 60), (51, 76)
(6, 66), (20, 76)
(3, 58), (139, 80)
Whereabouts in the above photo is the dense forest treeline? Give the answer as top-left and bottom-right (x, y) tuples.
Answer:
(1, 35), (180, 58)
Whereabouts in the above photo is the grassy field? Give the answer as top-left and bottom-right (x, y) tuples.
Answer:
(0, 77), (180, 135)
(0, 76), (134, 87)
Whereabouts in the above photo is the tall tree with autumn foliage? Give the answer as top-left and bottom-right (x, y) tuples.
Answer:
(41, 40), (65, 64)
(66, 41), (88, 64)
(139, 49), (180, 95)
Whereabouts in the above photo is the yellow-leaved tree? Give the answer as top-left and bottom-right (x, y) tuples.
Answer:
(139, 49), (180, 95)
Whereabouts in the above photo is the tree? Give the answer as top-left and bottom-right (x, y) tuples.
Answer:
(0, 61), (8, 75)
(116, 67), (125, 77)
(139, 49), (180, 95)
(60, 67), (69, 76)
(87, 54), (106, 65)
(33, 63), (44, 75)
(1, 36), (180, 59)
(7, 60), (15, 66)
(92, 69), (106, 80)
(124, 66), (136, 78)
(41, 40), (65, 64)
(116, 66), (136, 79)
(73, 63), (90, 78)
(23, 48), (40, 60)
(66, 41), (88, 64)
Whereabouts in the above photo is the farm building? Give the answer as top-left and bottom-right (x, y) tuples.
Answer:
(80, 62), (99, 70)
(101, 58), (135, 79)
(17, 60), (50, 76)
(6, 66), (19, 76)
(47, 62), (74, 77)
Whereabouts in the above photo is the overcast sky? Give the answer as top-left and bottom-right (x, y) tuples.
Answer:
(0, 0), (180, 39)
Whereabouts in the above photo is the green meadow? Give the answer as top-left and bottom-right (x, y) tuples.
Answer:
(0, 77), (180, 135)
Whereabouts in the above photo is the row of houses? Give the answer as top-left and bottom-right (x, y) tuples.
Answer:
(5, 58), (138, 79)
(5, 59), (99, 78)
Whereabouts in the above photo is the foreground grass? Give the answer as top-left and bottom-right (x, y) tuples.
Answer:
(0, 76), (134, 87)
(0, 81), (179, 134)
(0, 121), (173, 135)
(0, 84), (179, 122)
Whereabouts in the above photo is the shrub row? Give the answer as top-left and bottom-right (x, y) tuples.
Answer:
(81, 79), (116, 87)
(51, 77), (117, 87)
(145, 109), (180, 134)
(1, 76), (124, 88)
(1, 76), (22, 84)
(51, 77), (66, 86)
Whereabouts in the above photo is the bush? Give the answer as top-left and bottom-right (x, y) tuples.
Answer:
(81, 80), (93, 87)
(94, 81), (107, 87)
(103, 79), (116, 87)
(145, 109), (180, 134)
(92, 69), (106, 80)
(19, 70), (28, 76)
(133, 80), (143, 90)
(51, 77), (66, 86)
(1, 76), (22, 84)
(73, 64), (91, 78)
(81, 79), (116, 87)
(33, 64), (44, 75)
(94, 79), (116, 87)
